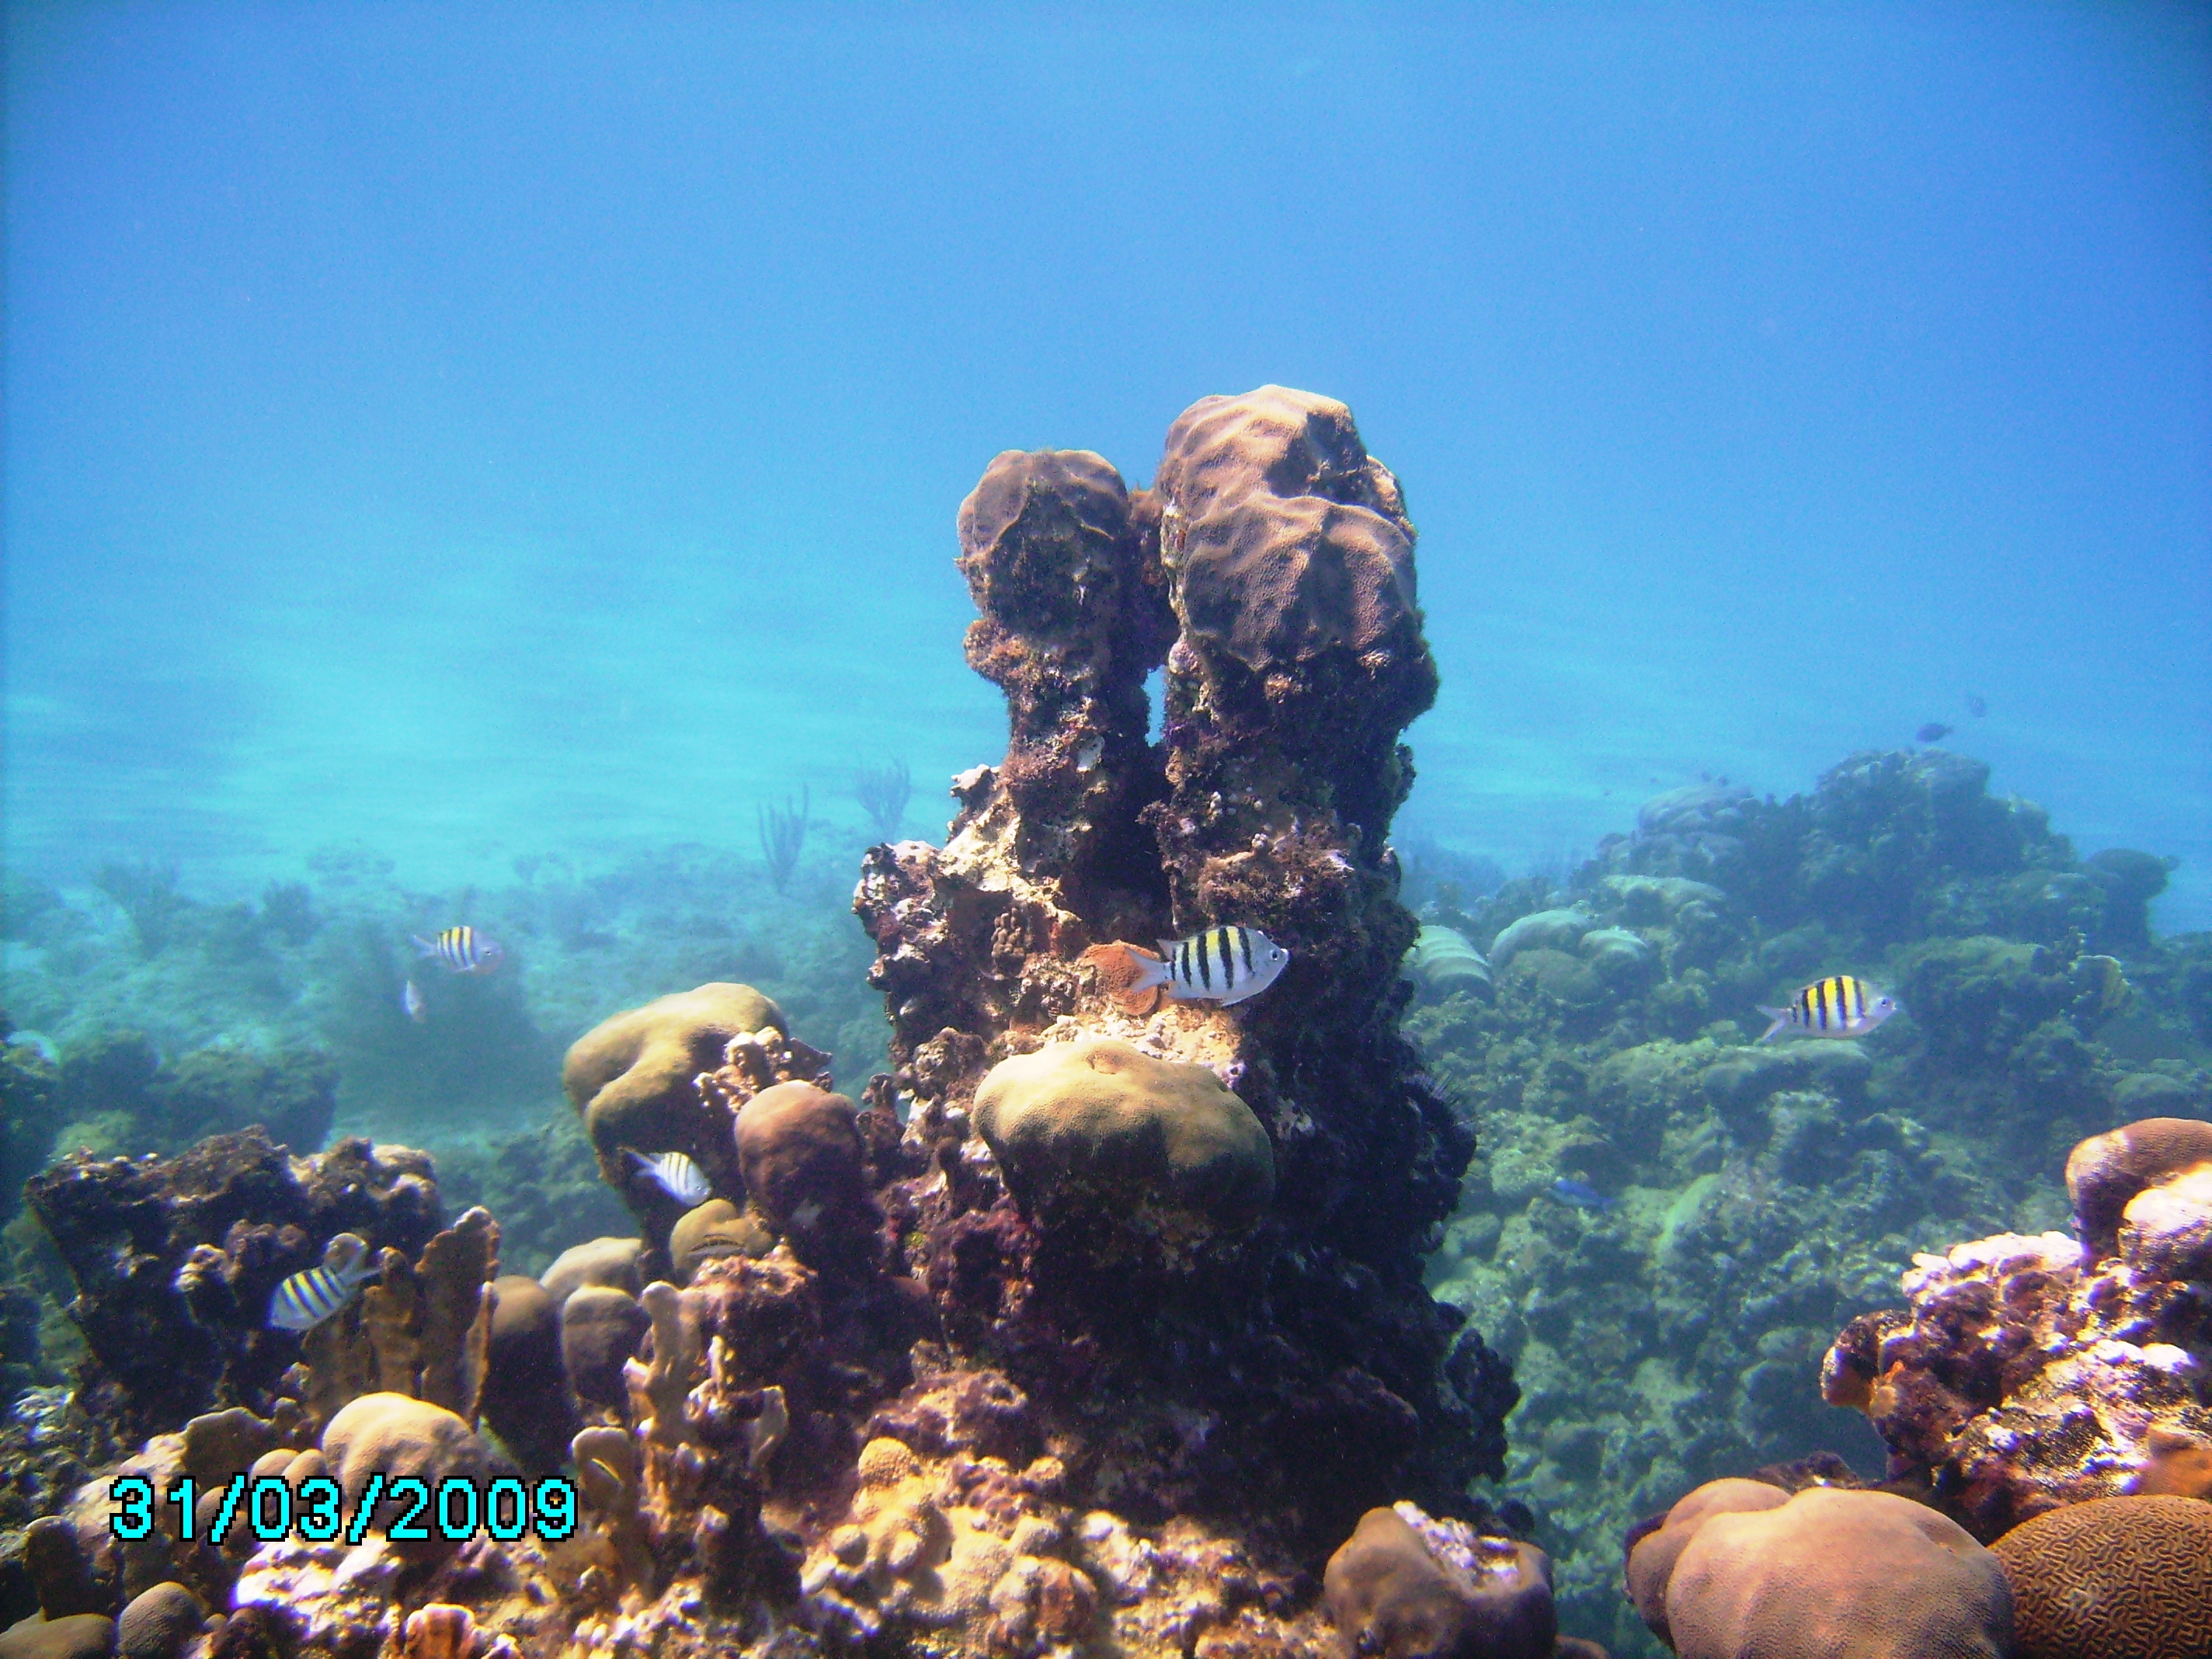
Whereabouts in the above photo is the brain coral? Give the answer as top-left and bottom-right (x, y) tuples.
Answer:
(1662, 1487), (2012, 1659)
(2118, 1163), (2212, 1281)
(1624, 1479), (1790, 1646)
(1991, 1495), (2212, 1659)
(561, 983), (784, 1193)
(971, 1036), (1273, 1250)
(2065, 1116), (2212, 1257)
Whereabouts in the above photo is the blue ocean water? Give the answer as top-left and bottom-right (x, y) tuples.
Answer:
(6, 5), (2206, 929)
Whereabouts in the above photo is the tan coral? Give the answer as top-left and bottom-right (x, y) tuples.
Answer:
(301, 1207), (499, 1430)
(1991, 1494), (2212, 1659)
(972, 1036), (1273, 1257)
(1663, 1488), (2011, 1659)
(799, 1434), (1097, 1656)
(562, 984), (786, 1201)
(2065, 1115), (2212, 1257)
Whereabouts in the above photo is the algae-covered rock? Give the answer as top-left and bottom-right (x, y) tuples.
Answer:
(562, 983), (785, 1195)
(972, 1036), (1272, 1247)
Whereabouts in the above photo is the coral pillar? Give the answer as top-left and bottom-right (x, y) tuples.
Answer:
(856, 390), (1512, 1541)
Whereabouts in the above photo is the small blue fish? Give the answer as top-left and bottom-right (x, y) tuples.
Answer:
(270, 1234), (377, 1330)
(624, 1148), (711, 1206)
(1550, 1177), (1616, 1212)
(1915, 722), (1953, 744)
(412, 926), (506, 975)
(402, 979), (427, 1024)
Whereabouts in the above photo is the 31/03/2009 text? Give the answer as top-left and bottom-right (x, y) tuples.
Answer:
(110, 1473), (579, 1546)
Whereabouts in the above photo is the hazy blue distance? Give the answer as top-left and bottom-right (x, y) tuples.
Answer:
(6, 3), (2208, 921)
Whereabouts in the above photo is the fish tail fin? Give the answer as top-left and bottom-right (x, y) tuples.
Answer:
(1754, 1007), (1789, 1045)
(409, 934), (438, 958)
(1083, 943), (1168, 1015)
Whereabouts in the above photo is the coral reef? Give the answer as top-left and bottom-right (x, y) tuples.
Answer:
(1413, 743), (2210, 1649)
(1820, 1119), (2212, 1539)
(25, 1133), (439, 1438)
(13, 390), (2210, 1659)
(857, 388), (1511, 1554)
(1989, 1494), (2212, 1659)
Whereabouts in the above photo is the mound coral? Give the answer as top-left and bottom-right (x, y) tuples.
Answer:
(1655, 1487), (2012, 1659)
(561, 983), (785, 1203)
(1990, 1494), (2212, 1659)
(731, 1082), (874, 1271)
(971, 1036), (1273, 1256)
(1323, 1504), (1556, 1659)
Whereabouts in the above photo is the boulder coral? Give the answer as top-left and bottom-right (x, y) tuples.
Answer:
(1990, 1494), (2212, 1659)
(1322, 1504), (1556, 1659)
(1655, 1487), (2012, 1659)
(731, 1082), (874, 1271)
(317, 1393), (490, 1550)
(561, 983), (785, 1204)
(2066, 1115), (2212, 1257)
(971, 1036), (1274, 1257)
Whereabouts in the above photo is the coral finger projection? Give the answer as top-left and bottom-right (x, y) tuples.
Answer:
(5, 388), (2210, 1659)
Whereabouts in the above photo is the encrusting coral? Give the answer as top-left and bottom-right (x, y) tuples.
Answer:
(1821, 1117), (2212, 1539)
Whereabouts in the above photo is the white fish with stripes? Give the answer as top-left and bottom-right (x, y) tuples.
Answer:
(268, 1233), (378, 1330)
(411, 925), (506, 975)
(1083, 924), (1290, 1016)
(624, 1147), (713, 1206)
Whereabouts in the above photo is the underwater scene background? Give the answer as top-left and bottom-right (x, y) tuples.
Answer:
(3, 7), (2209, 1659)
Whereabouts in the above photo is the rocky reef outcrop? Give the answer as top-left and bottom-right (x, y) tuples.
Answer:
(24, 1133), (440, 1439)
(855, 388), (1510, 1557)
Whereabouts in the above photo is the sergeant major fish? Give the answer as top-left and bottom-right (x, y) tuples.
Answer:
(412, 926), (506, 975)
(269, 1233), (377, 1331)
(624, 1148), (712, 1206)
(1083, 925), (1290, 1017)
(1756, 976), (1898, 1044)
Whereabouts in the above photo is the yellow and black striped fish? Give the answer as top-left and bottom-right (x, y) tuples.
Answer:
(268, 1234), (377, 1331)
(1755, 976), (1898, 1045)
(411, 926), (506, 975)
